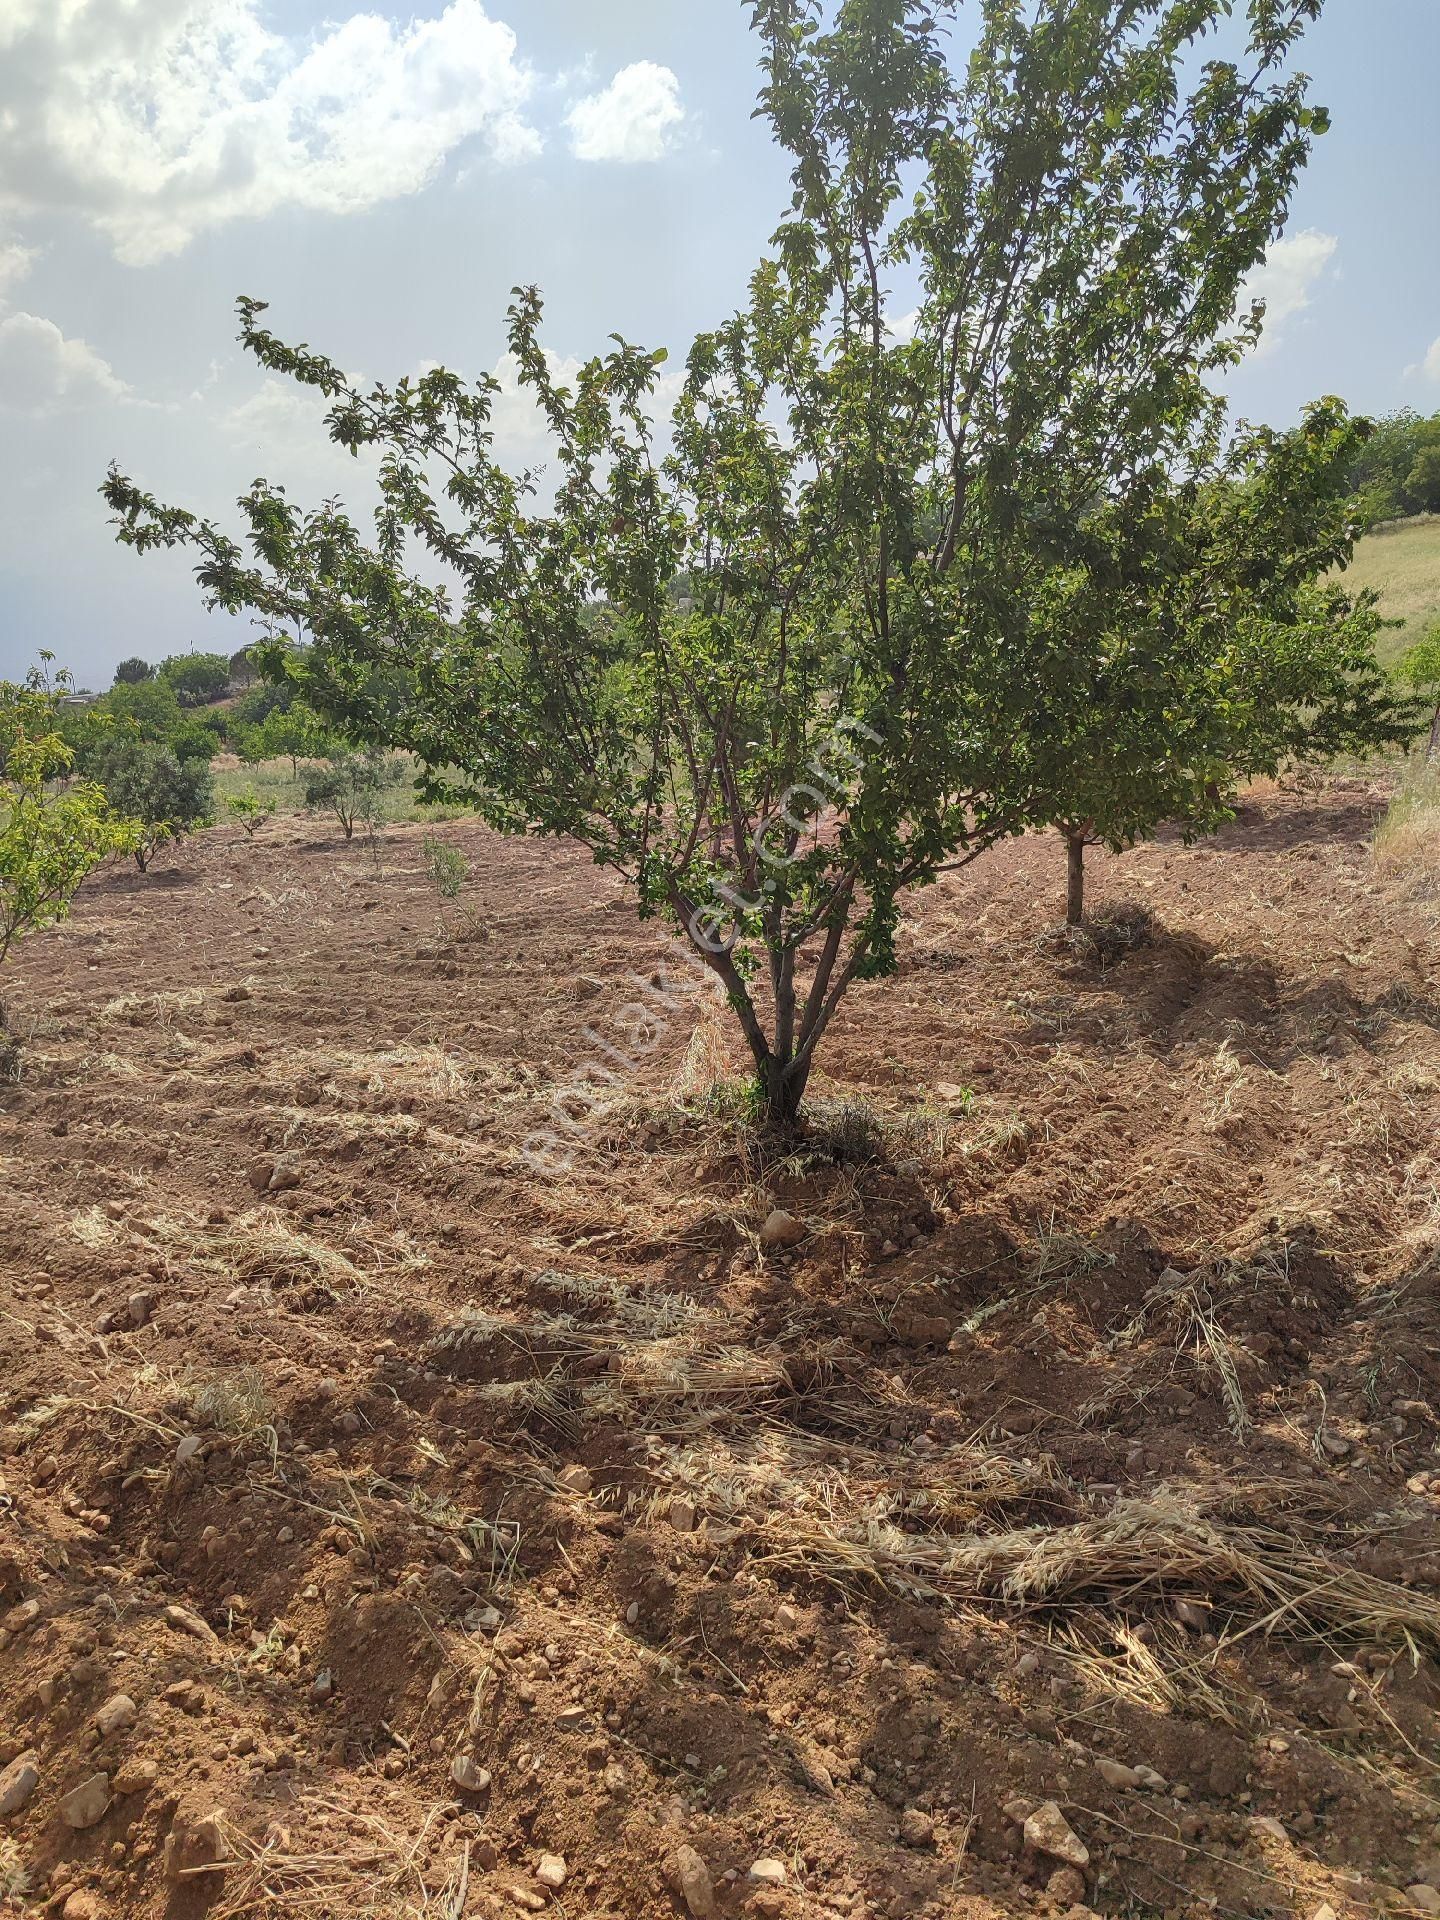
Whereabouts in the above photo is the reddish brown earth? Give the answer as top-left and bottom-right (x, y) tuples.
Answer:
(2, 779), (1439, 1920)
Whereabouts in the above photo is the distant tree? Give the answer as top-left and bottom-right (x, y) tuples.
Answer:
(157, 651), (231, 707)
(1403, 440), (1440, 518)
(239, 699), (339, 774)
(100, 676), (183, 742)
(113, 656), (155, 686)
(230, 680), (294, 730)
(303, 750), (401, 839)
(1396, 630), (1440, 760)
(105, 0), (1345, 1130)
(1029, 403), (1424, 924)
(228, 646), (258, 689)
(1346, 409), (1440, 524)
(91, 740), (214, 871)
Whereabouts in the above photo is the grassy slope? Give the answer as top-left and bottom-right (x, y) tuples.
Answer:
(212, 753), (471, 826)
(1345, 513), (1440, 665)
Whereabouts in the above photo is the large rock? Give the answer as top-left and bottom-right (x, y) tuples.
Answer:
(664, 1843), (717, 1920)
(94, 1693), (138, 1738)
(60, 1773), (110, 1830)
(0, 1750), (39, 1816)
(759, 1209), (806, 1251)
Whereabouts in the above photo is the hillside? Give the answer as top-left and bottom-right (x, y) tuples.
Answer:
(1, 784), (1439, 1919)
(1347, 514), (1440, 663)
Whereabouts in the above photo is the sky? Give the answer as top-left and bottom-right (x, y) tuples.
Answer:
(1, 0), (1438, 690)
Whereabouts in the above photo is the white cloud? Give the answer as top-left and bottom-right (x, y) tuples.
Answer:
(0, 311), (131, 410)
(566, 62), (685, 164)
(0, 0), (541, 265)
(1240, 229), (1338, 357)
(0, 236), (38, 304)
(1403, 336), (1440, 384)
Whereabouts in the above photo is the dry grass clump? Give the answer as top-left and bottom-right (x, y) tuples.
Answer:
(746, 1482), (1440, 1662)
(210, 1801), (464, 1919)
(1374, 764), (1440, 874)
(74, 1206), (426, 1296)
(191, 1365), (274, 1438)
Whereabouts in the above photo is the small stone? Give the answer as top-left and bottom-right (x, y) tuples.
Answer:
(1318, 1429), (1351, 1459)
(759, 1209), (806, 1251)
(60, 1772), (111, 1829)
(554, 1706), (588, 1731)
(1132, 1765), (1167, 1791)
(556, 1464), (592, 1495)
(1, 1598), (40, 1635)
(1172, 1598), (1210, 1630)
(899, 1809), (935, 1848)
(247, 1160), (275, 1193)
(62, 1894), (103, 1920)
(1249, 1816), (1289, 1844)
(535, 1853), (567, 1890)
(1024, 1801), (1088, 1868)
(664, 1842), (717, 1920)
(0, 1750), (40, 1815)
(747, 1860), (787, 1886)
(1311, 1907), (1339, 1920)
(175, 1434), (202, 1466)
(451, 1755), (491, 1794)
(668, 1499), (697, 1533)
(1408, 1890), (1440, 1917)
(624, 1601), (640, 1625)
(1095, 1758), (1141, 1790)
(128, 1291), (155, 1327)
(113, 1758), (158, 1795)
(1046, 1867), (1088, 1905)
(94, 1694), (138, 1738)
(163, 1604), (219, 1648)
(311, 1669), (334, 1702)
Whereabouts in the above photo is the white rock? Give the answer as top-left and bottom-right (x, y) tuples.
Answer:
(1024, 1801), (1088, 1868)
(450, 1755), (492, 1794)
(535, 1853), (567, 1890)
(748, 1859), (787, 1886)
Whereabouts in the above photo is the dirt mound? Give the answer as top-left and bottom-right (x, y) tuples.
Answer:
(3, 782), (1440, 1919)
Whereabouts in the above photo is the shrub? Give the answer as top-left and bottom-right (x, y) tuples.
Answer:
(303, 750), (400, 839)
(2, 669), (138, 1068)
(225, 790), (277, 837)
(93, 739), (214, 871)
(423, 836), (468, 900)
(1396, 630), (1440, 761)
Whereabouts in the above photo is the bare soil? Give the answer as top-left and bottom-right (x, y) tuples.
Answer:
(2, 779), (1440, 1920)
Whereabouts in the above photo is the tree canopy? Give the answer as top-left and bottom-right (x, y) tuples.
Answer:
(107, 0), (1353, 1129)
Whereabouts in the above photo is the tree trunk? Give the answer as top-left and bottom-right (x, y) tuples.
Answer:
(1065, 833), (1086, 927)
(1428, 703), (1440, 762)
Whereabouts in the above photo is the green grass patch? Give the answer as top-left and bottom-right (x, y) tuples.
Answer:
(1346, 515), (1440, 666)
(213, 756), (473, 828)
